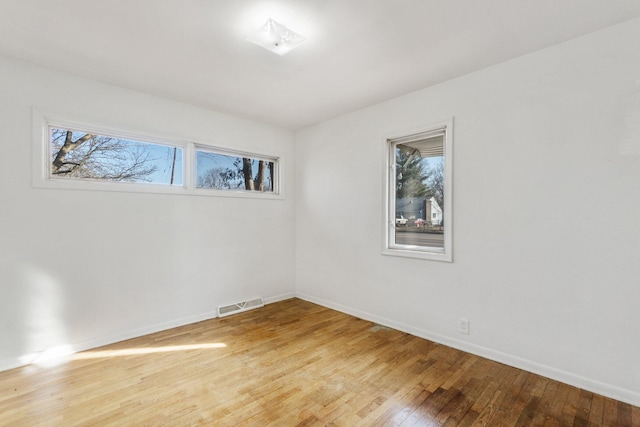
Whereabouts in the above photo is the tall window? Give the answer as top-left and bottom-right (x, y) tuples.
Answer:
(384, 121), (452, 261)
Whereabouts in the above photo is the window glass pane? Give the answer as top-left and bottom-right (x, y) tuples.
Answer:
(393, 135), (444, 249)
(196, 150), (275, 192)
(49, 127), (183, 186)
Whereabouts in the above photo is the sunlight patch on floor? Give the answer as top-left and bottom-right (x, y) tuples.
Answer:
(72, 343), (228, 359)
(21, 344), (74, 368)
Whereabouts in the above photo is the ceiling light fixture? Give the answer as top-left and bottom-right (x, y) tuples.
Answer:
(247, 18), (306, 56)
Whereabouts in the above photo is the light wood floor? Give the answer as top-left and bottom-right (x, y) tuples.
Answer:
(1, 299), (638, 426)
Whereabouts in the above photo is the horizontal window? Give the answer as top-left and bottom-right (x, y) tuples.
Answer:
(32, 110), (282, 199)
(50, 127), (183, 186)
(196, 149), (276, 193)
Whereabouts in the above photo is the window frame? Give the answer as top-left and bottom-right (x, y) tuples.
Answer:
(194, 145), (279, 195)
(32, 108), (284, 200)
(383, 119), (453, 262)
(46, 125), (188, 189)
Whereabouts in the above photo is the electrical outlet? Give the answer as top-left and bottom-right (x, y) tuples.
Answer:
(459, 318), (470, 335)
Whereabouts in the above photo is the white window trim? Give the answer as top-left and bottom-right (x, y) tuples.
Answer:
(194, 145), (279, 194)
(382, 118), (453, 262)
(32, 108), (284, 200)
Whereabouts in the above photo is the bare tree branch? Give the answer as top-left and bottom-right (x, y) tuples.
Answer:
(50, 130), (157, 181)
(51, 132), (94, 173)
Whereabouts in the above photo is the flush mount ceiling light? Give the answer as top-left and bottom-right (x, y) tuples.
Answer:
(247, 18), (306, 56)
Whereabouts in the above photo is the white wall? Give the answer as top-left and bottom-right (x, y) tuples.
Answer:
(0, 56), (296, 369)
(295, 18), (640, 405)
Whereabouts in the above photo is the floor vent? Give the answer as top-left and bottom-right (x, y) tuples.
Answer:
(217, 297), (264, 318)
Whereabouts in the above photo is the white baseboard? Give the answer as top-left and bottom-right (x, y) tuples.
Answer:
(263, 292), (296, 304)
(0, 292), (296, 373)
(296, 292), (640, 408)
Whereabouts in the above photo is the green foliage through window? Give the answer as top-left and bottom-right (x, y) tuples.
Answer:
(386, 123), (451, 261)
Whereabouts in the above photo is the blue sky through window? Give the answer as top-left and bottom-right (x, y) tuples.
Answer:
(50, 127), (183, 186)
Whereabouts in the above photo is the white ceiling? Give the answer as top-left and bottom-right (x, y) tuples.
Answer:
(1, 1), (640, 130)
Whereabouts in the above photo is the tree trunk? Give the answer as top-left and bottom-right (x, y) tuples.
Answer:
(242, 158), (254, 190)
(256, 160), (265, 191)
(51, 131), (94, 174)
(169, 147), (177, 185)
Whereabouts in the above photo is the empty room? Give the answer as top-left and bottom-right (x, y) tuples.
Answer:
(1, 1), (639, 425)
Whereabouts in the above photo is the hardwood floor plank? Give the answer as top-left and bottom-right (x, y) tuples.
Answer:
(542, 382), (572, 427)
(573, 389), (594, 426)
(587, 393), (605, 426)
(471, 388), (505, 426)
(603, 396), (620, 426)
(632, 405), (640, 426)
(527, 381), (558, 426)
(367, 381), (432, 425)
(0, 298), (637, 426)
(439, 377), (484, 426)
(617, 400), (634, 426)
(479, 370), (529, 425)
(457, 363), (510, 426)
(560, 381), (582, 424)
(508, 374), (546, 426)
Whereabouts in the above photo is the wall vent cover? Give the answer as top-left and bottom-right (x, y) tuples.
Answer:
(217, 297), (264, 317)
